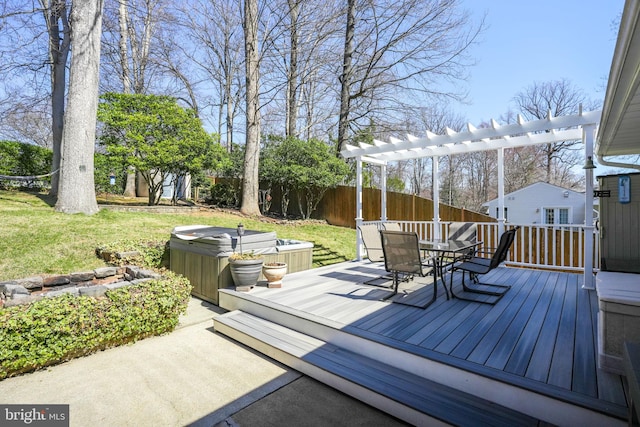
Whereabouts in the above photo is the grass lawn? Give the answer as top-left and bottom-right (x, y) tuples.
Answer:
(0, 190), (356, 281)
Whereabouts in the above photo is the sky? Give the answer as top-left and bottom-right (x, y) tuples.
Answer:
(454, 0), (625, 125)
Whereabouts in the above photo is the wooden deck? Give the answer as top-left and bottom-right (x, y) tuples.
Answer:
(214, 261), (629, 425)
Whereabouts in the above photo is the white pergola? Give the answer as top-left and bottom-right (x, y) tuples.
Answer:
(340, 109), (601, 289)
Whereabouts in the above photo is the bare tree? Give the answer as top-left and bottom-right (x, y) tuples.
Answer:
(513, 79), (596, 187)
(285, 0), (299, 137)
(55, 0), (104, 215)
(177, 0), (244, 151)
(337, 0), (355, 154)
(241, 0), (261, 215)
(336, 0), (483, 154)
(259, 0), (342, 140)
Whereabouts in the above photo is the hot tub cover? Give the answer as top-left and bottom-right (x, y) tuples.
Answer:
(170, 225), (277, 257)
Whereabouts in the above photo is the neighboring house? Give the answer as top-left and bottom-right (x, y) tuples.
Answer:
(482, 182), (598, 225)
(161, 173), (191, 200)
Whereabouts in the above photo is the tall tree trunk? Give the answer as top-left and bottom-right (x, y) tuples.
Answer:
(224, 33), (233, 152)
(337, 0), (355, 155)
(286, 0), (299, 138)
(119, 0), (137, 197)
(241, 0), (261, 216)
(118, 0), (131, 93)
(55, 0), (104, 215)
(44, 0), (71, 197)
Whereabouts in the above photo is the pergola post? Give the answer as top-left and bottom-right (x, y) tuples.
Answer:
(583, 124), (597, 290)
(381, 163), (387, 222)
(355, 156), (363, 261)
(497, 148), (505, 236)
(432, 156), (440, 240)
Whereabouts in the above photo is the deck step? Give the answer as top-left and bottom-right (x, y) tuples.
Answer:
(213, 310), (541, 427)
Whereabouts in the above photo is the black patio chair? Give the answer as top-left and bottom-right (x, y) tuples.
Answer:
(380, 230), (437, 308)
(448, 227), (518, 304)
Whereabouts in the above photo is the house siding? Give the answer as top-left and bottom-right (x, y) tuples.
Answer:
(483, 182), (588, 224)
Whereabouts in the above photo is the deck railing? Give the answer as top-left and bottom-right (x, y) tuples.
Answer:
(361, 220), (600, 272)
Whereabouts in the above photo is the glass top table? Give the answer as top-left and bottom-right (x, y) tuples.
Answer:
(419, 240), (482, 300)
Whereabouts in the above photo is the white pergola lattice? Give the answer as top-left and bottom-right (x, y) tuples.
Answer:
(341, 109), (601, 289)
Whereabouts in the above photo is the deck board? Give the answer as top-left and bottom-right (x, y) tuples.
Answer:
(465, 269), (540, 365)
(525, 272), (566, 382)
(218, 260), (629, 413)
(573, 273), (598, 397)
(450, 268), (528, 360)
(504, 270), (559, 376)
(547, 275), (578, 389)
(485, 269), (549, 371)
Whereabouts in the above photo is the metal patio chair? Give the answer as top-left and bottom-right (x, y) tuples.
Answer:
(380, 230), (437, 308)
(358, 224), (394, 287)
(448, 228), (517, 304)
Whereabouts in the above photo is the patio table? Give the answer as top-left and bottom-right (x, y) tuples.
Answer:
(419, 240), (482, 300)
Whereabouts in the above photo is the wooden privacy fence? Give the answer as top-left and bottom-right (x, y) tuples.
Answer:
(207, 179), (493, 229)
(315, 185), (494, 228)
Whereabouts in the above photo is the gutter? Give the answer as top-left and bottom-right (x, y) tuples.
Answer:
(596, 153), (640, 171)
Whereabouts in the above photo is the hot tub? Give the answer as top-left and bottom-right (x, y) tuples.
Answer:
(169, 225), (313, 304)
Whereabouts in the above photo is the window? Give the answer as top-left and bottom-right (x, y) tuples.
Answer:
(495, 207), (508, 221)
(544, 207), (570, 224)
(558, 209), (569, 224)
(544, 208), (554, 224)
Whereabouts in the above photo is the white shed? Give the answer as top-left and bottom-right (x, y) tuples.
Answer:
(482, 182), (598, 225)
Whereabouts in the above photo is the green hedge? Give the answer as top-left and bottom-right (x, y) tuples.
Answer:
(0, 272), (192, 379)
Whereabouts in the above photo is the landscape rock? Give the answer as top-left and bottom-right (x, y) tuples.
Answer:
(4, 294), (43, 307)
(43, 275), (71, 287)
(136, 269), (161, 280)
(2, 284), (30, 297)
(105, 282), (132, 290)
(16, 276), (44, 290)
(70, 271), (96, 282)
(46, 288), (79, 298)
(79, 285), (108, 298)
(94, 267), (118, 278)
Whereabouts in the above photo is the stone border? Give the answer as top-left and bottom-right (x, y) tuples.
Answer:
(0, 266), (162, 308)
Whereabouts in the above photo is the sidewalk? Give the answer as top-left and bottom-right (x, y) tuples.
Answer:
(0, 297), (406, 426)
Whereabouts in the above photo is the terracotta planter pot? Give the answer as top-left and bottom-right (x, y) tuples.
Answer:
(262, 262), (288, 288)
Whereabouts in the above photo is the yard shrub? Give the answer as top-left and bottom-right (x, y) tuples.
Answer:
(208, 181), (239, 207)
(0, 271), (192, 379)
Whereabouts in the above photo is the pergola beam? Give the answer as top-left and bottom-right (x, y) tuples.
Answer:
(367, 128), (583, 162)
(341, 110), (601, 161)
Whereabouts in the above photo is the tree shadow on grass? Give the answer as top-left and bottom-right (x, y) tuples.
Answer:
(33, 191), (56, 207)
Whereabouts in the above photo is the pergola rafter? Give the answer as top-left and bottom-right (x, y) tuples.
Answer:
(341, 109), (602, 289)
(342, 109), (601, 161)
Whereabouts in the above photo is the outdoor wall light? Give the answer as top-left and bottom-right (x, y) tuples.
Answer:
(583, 156), (596, 170)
